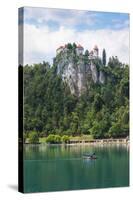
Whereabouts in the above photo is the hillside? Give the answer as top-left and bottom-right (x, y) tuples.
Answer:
(54, 43), (105, 96)
(22, 43), (129, 139)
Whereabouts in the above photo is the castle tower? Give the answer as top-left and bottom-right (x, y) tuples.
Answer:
(89, 50), (94, 59)
(93, 45), (99, 57)
(76, 44), (84, 55)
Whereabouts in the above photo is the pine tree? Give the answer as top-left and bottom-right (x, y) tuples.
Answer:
(102, 49), (106, 66)
(85, 50), (89, 56)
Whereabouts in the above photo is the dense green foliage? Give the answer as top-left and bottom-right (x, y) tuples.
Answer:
(61, 135), (70, 143)
(23, 53), (129, 140)
(45, 134), (61, 144)
(45, 134), (70, 144)
(28, 131), (39, 144)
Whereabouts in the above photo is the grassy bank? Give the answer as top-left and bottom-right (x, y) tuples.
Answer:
(24, 132), (129, 144)
(39, 134), (94, 144)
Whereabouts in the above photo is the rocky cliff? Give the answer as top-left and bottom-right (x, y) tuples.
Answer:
(54, 44), (105, 96)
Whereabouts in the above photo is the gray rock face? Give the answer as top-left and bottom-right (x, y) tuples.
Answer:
(55, 51), (105, 96)
(90, 61), (98, 83)
(99, 71), (105, 84)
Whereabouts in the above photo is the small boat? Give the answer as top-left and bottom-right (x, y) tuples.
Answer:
(83, 153), (97, 160)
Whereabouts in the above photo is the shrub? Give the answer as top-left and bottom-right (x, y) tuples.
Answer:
(45, 134), (55, 143)
(108, 122), (128, 138)
(46, 134), (61, 144)
(54, 135), (61, 143)
(28, 131), (39, 144)
(62, 135), (70, 143)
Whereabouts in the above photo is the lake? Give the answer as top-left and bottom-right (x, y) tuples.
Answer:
(24, 144), (129, 193)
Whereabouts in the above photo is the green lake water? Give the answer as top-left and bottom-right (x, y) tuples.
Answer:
(24, 144), (129, 193)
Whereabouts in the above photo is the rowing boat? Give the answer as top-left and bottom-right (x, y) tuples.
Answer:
(83, 153), (97, 160)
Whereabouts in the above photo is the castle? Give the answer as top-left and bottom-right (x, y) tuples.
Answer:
(55, 43), (105, 96)
(56, 43), (99, 59)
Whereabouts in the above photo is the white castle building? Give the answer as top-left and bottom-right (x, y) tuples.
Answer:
(76, 44), (84, 55)
(56, 43), (99, 59)
(93, 45), (99, 57)
(56, 43), (84, 56)
(89, 45), (99, 59)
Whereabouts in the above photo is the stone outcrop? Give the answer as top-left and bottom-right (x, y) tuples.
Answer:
(54, 46), (105, 96)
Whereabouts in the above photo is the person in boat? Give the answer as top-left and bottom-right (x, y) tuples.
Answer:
(83, 152), (96, 159)
(90, 152), (95, 158)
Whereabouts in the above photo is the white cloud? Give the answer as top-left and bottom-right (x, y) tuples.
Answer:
(24, 24), (129, 65)
(24, 7), (97, 28)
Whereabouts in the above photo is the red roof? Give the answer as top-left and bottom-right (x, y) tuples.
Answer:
(56, 43), (84, 51)
(77, 44), (83, 49)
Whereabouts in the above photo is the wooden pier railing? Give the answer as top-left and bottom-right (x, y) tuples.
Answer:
(69, 138), (129, 144)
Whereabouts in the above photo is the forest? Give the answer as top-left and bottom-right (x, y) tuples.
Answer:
(22, 52), (129, 143)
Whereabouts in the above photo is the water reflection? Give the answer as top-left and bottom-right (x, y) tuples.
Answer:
(24, 144), (129, 193)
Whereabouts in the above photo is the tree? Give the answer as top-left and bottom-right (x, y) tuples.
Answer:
(85, 50), (89, 57)
(23, 50), (129, 139)
(93, 94), (104, 112)
(28, 131), (39, 144)
(108, 56), (122, 68)
(45, 134), (55, 144)
(67, 43), (73, 50)
(73, 43), (77, 49)
(102, 49), (106, 66)
(54, 135), (61, 143)
(70, 112), (80, 135)
(89, 121), (101, 138)
(45, 134), (61, 144)
(108, 122), (122, 138)
(62, 135), (70, 143)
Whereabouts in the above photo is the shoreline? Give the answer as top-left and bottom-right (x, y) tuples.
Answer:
(25, 138), (129, 146)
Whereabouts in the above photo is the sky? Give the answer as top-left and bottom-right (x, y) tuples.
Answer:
(19, 7), (130, 65)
